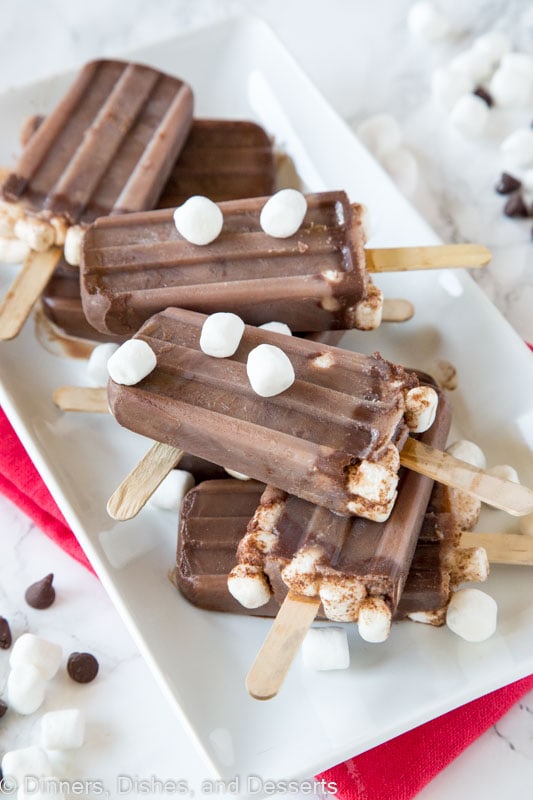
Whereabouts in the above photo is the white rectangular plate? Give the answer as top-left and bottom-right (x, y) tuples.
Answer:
(1, 16), (532, 784)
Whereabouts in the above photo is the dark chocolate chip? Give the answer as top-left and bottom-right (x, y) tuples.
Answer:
(495, 172), (522, 195)
(0, 616), (12, 649)
(504, 193), (529, 218)
(0, 699), (7, 718)
(67, 651), (99, 683)
(25, 574), (56, 609)
(473, 86), (493, 107)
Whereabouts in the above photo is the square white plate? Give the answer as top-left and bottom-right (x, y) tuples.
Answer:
(1, 15), (532, 784)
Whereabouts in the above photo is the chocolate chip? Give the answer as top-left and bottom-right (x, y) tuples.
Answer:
(0, 699), (7, 719)
(67, 651), (99, 683)
(504, 193), (529, 218)
(0, 616), (12, 649)
(495, 172), (522, 195)
(473, 86), (493, 107)
(25, 574), (56, 609)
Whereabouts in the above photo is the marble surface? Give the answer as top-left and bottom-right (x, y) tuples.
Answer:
(0, 1), (532, 798)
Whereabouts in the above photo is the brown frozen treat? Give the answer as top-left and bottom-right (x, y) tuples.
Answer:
(25, 573), (56, 609)
(178, 454), (229, 483)
(0, 616), (12, 649)
(108, 307), (420, 519)
(0, 59), (194, 248)
(80, 191), (379, 337)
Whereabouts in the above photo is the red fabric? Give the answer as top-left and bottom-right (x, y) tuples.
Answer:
(1, 405), (532, 799)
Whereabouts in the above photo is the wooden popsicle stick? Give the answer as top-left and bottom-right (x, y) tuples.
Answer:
(107, 442), (183, 521)
(53, 386), (108, 413)
(460, 531), (533, 566)
(0, 246), (62, 340)
(246, 592), (321, 701)
(400, 438), (533, 517)
(381, 298), (414, 322)
(366, 243), (491, 273)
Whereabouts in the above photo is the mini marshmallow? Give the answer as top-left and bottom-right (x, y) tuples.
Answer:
(6, 664), (46, 714)
(500, 52), (533, 77)
(407, 1), (450, 41)
(173, 196), (223, 246)
(0, 236), (30, 264)
(446, 440), (487, 470)
(519, 512), (533, 536)
(259, 189), (307, 238)
(199, 312), (245, 358)
(357, 597), (391, 643)
(490, 66), (533, 108)
(446, 588), (498, 642)
(63, 224), (84, 266)
(381, 148), (419, 196)
(86, 343), (120, 386)
(2, 746), (52, 785)
(301, 627), (350, 671)
(473, 31), (511, 65)
(258, 321), (292, 336)
(14, 217), (55, 252)
(224, 467), (251, 481)
(500, 128), (533, 168)
(404, 386), (439, 433)
(148, 469), (194, 511)
(246, 344), (295, 397)
(449, 94), (490, 138)
(355, 114), (403, 158)
(10, 633), (62, 680)
(41, 708), (85, 750)
(486, 464), (520, 483)
(227, 565), (271, 609)
(450, 49), (493, 84)
(107, 339), (157, 386)
(431, 67), (474, 112)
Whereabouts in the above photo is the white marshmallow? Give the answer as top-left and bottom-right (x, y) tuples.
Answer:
(473, 32), (511, 65)
(10, 633), (62, 680)
(14, 217), (55, 252)
(173, 196), (223, 246)
(404, 386), (439, 433)
(381, 148), (419, 196)
(41, 708), (85, 750)
(0, 236), (30, 264)
(258, 321), (292, 336)
(107, 339), (157, 386)
(446, 440), (487, 470)
(199, 312), (245, 358)
(6, 664), (46, 715)
(224, 467), (251, 481)
(486, 464), (520, 483)
(523, 168), (533, 194)
(2, 746), (52, 785)
(302, 627), (350, 671)
(450, 49), (493, 84)
(246, 344), (295, 397)
(431, 67), (474, 112)
(449, 94), (490, 138)
(148, 470), (194, 511)
(490, 66), (533, 108)
(407, 1), (450, 40)
(501, 52), (533, 77)
(446, 588), (498, 642)
(519, 512), (533, 536)
(63, 224), (84, 266)
(86, 343), (120, 387)
(355, 114), (403, 157)
(500, 128), (533, 168)
(357, 598), (391, 643)
(227, 565), (271, 609)
(259, 189), (307, 238)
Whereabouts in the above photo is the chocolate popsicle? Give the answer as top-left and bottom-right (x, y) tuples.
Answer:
(107, 307), (434, 521)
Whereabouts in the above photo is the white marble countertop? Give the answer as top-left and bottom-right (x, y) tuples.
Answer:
(0, 1), (532, 799)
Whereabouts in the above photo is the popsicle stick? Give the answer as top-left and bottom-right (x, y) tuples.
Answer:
(246, 592), (321, 701)
(53, 386), (108, 413)
(400, 438), (533, 517)
(382, 298), (414, 322)
(366, 243), (491, 273)
(0, 246), (62, 340)
(460, 531), (533, 566)
(107, 442), (183, 520)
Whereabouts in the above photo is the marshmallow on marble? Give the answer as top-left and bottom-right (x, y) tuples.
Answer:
(260, 189), (307, 238)
(199, 312), (245, 358)
(450, 49), (493, 84)
(107, 339), (157, 386)
(407, 1), (450, 41)
(148, 469), (195, 512)
(446, 439), (487, 469)
(0, 236), (30, 264)
(501, 128), (533, 169)
(501, 52), (533, 77)
(381, 148), (419, 196)
(355, 114), (403, 158)
(258, 321), (292, 336)
(473, 31), (511, 65)
(41, 708), (85, 750)
(358, 597), (391, 643)
(6, 664), (46, 715)
(491, 66), (533, 108)
(446, 588), (498, 642)
(2, 746), (52, 785)
(246, 344), (295, 397)
(87, 343), (120, 387)
(449, 94), (490, 138)
(173, 196), (223, 246)
(227, 564), (271, 609)
(302, 627), (350, 671)
(10, 633), (62, 681)
(404, 386), (439, 433)
(431, 67), (474, 112)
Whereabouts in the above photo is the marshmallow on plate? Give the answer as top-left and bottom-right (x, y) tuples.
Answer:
(173, 196), (223, 246)
(148, 470), (195, 512)
(10, 633), (62, 680)
(87, 343), (120, 386)
(199, 312), (245, 358)
(302, 627), (350, 670)
(501, 129), (533, 169)
(446, 588), (498, 642)
(355, 114), (403, 158)
(260, 189), (307, 238)
(1, 746), (52, 785)
(381, 148), (419, 195)
(407, 1), (450, 41)
(6, 664), (47, 715)
(449, 94), (490, 137)
(473, 31), (511, 65)
(431, 67), (474, 112)
(446, 439), (487, 469)
(490, 65), (533, 108)
(107, 339), (157, 386)
(41, 708), (85, 750)
(258, 321), (292, 336)
(246, 344), (295, 397)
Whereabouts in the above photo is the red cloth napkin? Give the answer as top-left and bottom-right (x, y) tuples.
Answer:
(1, 406), (532, 799)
